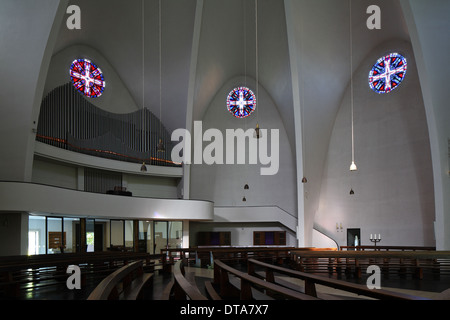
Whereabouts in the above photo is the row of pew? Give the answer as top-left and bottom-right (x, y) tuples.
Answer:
(0, 251), (161, 299)
(161, 246), (450, 301)
(2, 246), (450, 300)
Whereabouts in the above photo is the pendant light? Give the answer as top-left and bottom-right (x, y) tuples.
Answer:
(349, 0), (357, 172)
(157, 0), (165, 153)
(254, 123), (261, 139)
(253, 0), (262, 140)
(300, 13), (307, 184)
(348, 0), (356, 195)
(140, 0), (147, 172)
(242, 3), (250, 203)
(157, 138), (165, 153)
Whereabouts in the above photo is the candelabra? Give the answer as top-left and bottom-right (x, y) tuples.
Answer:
(370, 234), (381, 249)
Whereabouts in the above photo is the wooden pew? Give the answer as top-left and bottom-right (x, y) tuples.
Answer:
(204, 281), (222, 300)
(213, 259), (319, 300)
(171, 260), (208, 300)
(247, 258), (430, 300)
(290, 250), (450, 280)
(0, 252), (160, 299)
(161, 246), (299, 269)
(87, 260), (153, 300)
(160, 279), (175, 300)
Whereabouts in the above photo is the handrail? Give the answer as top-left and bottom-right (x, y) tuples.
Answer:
(340, 246), (436, 251)
(161, 246), (295, 268)
(213, 259), (319, 300)
(172, 260), (208, 300)
(0, 251), (157, 272)
(215, 205), (298, 221)
(290, 250), (450, 260)
(0, 180), (213, 202)
(247, 258), (430, 300)
(87, 260), (144, 300)
(313, 225), (340, 250)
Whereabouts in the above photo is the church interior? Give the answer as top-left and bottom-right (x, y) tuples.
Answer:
(0, 0), (449, 306)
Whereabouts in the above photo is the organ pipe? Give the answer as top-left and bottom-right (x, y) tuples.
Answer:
(36, 83), (177, 167)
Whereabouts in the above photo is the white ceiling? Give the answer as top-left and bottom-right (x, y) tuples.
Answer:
(53, 0), (411, 153)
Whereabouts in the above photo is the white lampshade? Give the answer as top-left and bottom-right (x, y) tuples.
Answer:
(350, 161), (357, 171)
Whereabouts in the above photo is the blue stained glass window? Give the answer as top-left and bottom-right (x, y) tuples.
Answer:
(226, 86), (256, 118)
(70, 59), (106, 98)
(368, 53), (407, 94)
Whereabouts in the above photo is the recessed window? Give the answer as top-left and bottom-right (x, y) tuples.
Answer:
(226, 86), (256, 118)
(368, 53), (407, 94)
(70, 58), (106, 98)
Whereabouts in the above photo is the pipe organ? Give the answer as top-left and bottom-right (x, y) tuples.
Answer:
(37, 83), (178, 167)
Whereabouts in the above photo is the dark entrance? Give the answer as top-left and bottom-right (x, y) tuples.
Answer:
(347, 228), (361, 249)
(75, 222), (104, 252)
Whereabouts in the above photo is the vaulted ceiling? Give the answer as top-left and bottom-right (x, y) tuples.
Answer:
(53, 0), (411, 153)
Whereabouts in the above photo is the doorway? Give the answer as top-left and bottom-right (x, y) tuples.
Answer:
(75, 222), (104, 252)
(347, 228), (361, 249)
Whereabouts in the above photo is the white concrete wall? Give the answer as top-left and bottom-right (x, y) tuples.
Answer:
(0, 212), (28, 256)
(0, 0), (68, 182)
(400, 0), (450, 250)
(124, 173), (179, 199)
(188, 75), (298, 246)
(44, 44), (139, 114)
(315, 40), (435, 247)
(189, 76), (297, 220)
(32, 157), (78, 190)
(31, 155), (180, 198)
(189, 221), (297, 247)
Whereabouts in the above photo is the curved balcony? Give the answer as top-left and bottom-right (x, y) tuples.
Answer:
(0, 181), (214, 221)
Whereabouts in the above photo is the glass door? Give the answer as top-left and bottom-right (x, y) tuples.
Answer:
(28, 216), (46, 255)
(154, 221), (167, 254)
(138, 221), (153, 253)
(110, 220), (124, 250)
(124, 220), (134, 251)
(168, 221), (183, 249)
(86, 218), (95, 252)
(47, 217), (64, 254)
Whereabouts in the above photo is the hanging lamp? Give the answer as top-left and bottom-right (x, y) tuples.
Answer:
(157, 138), (165, 153)
(254, 0), (262, 140)
(140, 0), (148, 172)
(254, 123), (261, 139)
(349, 0), (357, 172)
(157, 0), (165, 153)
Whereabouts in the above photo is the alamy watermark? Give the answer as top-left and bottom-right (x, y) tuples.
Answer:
(366, 265), (381, 289)
(171, 121), (280, 176)
(66, 265), (81, 290)
(66, 4), (381, 31)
